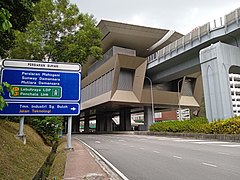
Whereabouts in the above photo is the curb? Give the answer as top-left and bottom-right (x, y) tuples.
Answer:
(74, 137), (129, 180)
(133, 131), (240, 142)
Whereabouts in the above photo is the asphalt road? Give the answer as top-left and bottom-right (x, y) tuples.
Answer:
(74, 134), (240, 180)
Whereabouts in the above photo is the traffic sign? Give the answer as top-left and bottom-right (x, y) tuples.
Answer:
(0, 102), (80, 116)
(1, 68), (81, 102)
(0, 59), (81, 116)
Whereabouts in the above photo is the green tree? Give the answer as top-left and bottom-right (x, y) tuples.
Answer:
(0, 8), (12, 32)
(10, 0), (102, 64)
(0, 0), (40, 58)
(0, 1), (39, 110)
(0, 8), (12, 110)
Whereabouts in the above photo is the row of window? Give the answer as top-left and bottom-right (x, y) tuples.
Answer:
(82, 70), (113, 102)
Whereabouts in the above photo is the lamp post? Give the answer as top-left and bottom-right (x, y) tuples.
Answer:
(145, 76), (155, 123)
(177, 78), (183, 121)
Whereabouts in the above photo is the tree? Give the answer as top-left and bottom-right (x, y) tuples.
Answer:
(10, 0), (102, 64)
(0, 0), (40, 58)
(0, 8), (12, 32)
(0, 1), (39, 109)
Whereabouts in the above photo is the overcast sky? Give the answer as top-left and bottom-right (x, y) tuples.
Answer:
(70, 0), (240, 34)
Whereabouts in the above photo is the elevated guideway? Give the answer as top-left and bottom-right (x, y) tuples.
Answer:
(147, 8), (240, 83)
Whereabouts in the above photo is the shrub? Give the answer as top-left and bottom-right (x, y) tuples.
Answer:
(150, 116), (240, 134)
(149, 117), (208, 133)
(208, 117), (240, 134)
(31, 116), (63, 145)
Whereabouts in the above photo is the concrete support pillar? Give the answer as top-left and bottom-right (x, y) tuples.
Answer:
(84, 111), (90, 133)
(119, 108), (131, 131)
(96, 114), (100, 132)
(105, 113), (112, 132)
(200, 42), (240, 121)
(144, 106), (153, 130)
(96, 112), (105, 132)
(72, 116), (80, 133)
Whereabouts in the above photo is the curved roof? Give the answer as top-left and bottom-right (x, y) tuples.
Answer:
(97, 20), (183, 57)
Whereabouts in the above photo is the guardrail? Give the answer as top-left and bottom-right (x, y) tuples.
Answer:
(147, 7), (240, 64)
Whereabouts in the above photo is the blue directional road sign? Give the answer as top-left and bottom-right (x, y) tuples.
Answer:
(1, 68), (81, 102)
(0, 102), (80, 116)
(0, 59), (81, 116)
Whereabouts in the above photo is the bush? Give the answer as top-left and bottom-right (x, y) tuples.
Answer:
(150, 116), (240, 134)
(149, 117), (208, 133)
(208, 117), (240, 134)
(31, 116), (63, 145)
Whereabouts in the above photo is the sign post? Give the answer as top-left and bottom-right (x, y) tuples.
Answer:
(0, 59), (81, 146)
(67, 116), (72, 149)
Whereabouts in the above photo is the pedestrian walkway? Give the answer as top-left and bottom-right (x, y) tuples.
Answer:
(64, 139), (110, 180)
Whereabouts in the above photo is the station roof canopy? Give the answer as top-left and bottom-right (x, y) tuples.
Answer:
(97, 20), (183, 57)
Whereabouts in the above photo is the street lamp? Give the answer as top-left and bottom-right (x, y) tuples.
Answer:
(177, 77), (191, 121)
(145, 76), (155, 123)
(177, 78), (184, 121)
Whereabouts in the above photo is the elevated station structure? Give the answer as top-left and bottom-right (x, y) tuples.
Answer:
(71, 7), (240, 133)
(78, 20), (202, 132)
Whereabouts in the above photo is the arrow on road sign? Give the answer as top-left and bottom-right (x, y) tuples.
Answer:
(71, 107), (76, 111)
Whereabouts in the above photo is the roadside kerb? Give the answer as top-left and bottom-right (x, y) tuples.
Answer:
(134, 131), (240, 142)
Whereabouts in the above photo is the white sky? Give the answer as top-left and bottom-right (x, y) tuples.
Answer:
(70, 0), (240, 34)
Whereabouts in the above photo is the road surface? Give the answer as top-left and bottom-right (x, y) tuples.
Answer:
(74, 134), (240, 180)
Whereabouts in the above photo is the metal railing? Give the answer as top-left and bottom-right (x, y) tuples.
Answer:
(147, 7), (240, 64)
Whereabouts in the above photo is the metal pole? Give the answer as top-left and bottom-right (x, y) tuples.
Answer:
(145, 76), (155, 123)
(67, 116), (72, 149)
(18, 116), (25, 136)
(177, 79), (183, 121)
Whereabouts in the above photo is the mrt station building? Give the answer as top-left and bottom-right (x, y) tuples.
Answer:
(72, 20), (203, 132)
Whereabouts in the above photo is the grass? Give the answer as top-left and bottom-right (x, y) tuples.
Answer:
(0, 119), (50, 180)
(48, 138), (67, 180)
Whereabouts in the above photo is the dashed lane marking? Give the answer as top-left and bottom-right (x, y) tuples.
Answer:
(173, 156), (183, 159)
(174, 139), (204, 142)
(202, 162), (217, 168)
(220, 144), (240, 147)
(218, 152), (230, 155)
(193, 141), (229, 144)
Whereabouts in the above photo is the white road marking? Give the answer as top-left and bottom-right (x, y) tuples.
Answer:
(95, 141), (101, 144)
(153, 150), (160, 154)
(75, 138), (129, 180)
(194, 141), (229, 144)
(218, 152), (230, 155)
(130, 145), (135, 148)
(140, 147), (145, 150)
(202, 162), (217, 168)
(158, 137), (181, 140)
(220, 144), (240, 147)
(174, 139), (204, 142)
(119, 140), (125, 142)
(173, 156), (183, 159)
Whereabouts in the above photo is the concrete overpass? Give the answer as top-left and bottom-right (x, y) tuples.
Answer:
(147, 7), (240, 121)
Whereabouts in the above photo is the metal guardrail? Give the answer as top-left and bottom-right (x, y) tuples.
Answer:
(147, 7), (240, 64)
